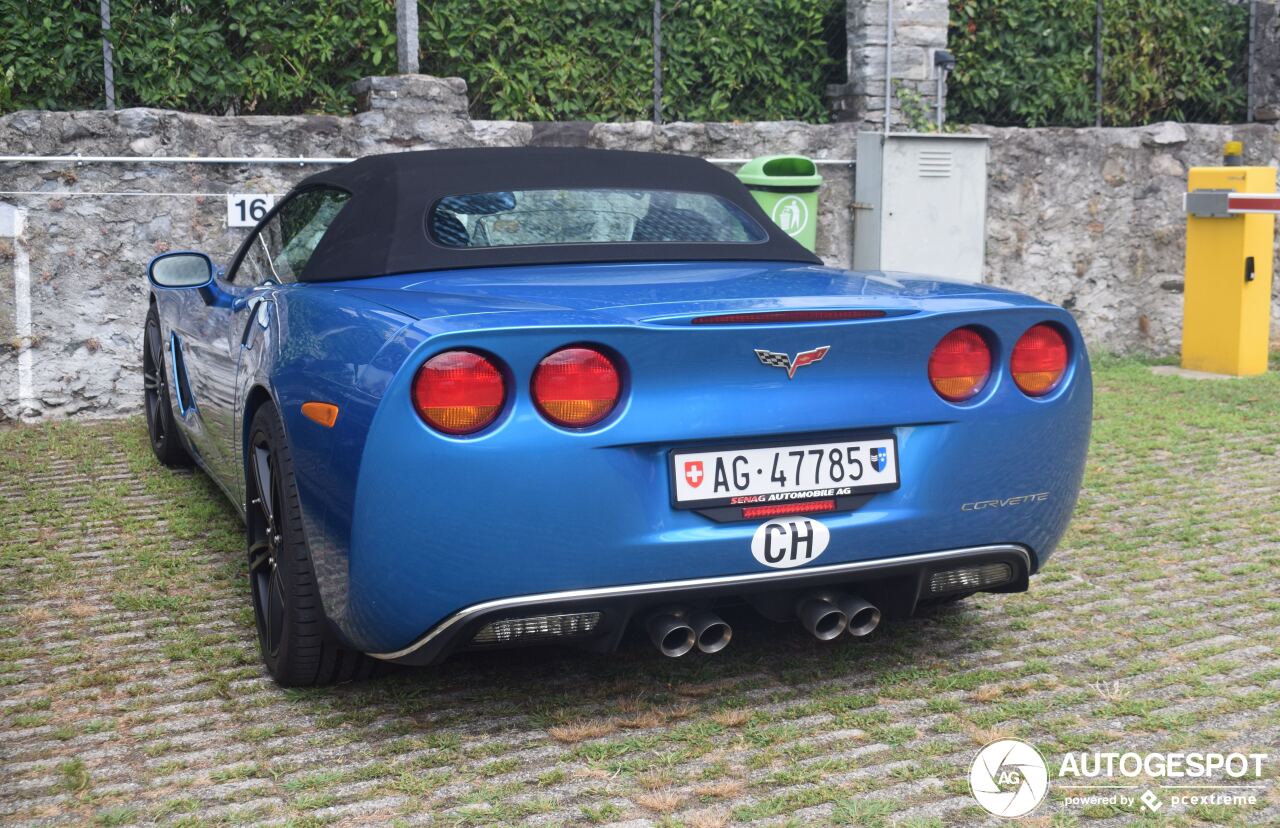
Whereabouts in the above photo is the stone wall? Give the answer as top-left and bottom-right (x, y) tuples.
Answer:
(1, 75), (1278, 421)
(0, 77), (856, 421)
(978, 121), (1280, 356)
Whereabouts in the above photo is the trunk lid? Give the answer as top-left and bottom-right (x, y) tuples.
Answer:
(333, 260), (1071, 451)
(331, 261), (1032, 326)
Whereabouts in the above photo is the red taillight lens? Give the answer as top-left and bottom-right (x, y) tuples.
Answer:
(1011, 324), (1069, 396)
(928, 327), (991, 402)
(412, 351), (505, 435)
(532, 347), (621, 428)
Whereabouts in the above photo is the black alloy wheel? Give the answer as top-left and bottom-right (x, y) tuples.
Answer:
(248, 430), (288, 664)
(143, 306), (192, 468)
(245, 403), (379, 686)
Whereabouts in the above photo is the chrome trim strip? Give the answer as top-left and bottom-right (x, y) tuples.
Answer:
(368, 544), (1028, 661)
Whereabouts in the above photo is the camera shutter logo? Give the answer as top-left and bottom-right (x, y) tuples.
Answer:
(969, 738), (1050, 818)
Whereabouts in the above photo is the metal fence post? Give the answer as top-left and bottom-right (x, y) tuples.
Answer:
(653, 0), (663, 125)
(99, 0), (115, 113)
(396, 0), (420, 74)
(1094, 0), (1103, 127)
(884, 0), (894, 135)
(1247, 0), (1257, 122)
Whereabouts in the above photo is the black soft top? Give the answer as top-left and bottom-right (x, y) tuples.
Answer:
(294, 147), (821, 281)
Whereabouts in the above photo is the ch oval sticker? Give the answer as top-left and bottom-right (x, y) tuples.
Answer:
(751, 517), (831, 569)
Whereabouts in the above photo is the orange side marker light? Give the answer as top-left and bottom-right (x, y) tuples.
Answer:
(301, 401), (340, 428)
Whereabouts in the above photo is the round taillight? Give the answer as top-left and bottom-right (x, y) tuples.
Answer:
(928, 327), (992, 402)
(1011, 324), (1069, 396)
(412, 351), (506, 435)
(532, 347), (621, 428)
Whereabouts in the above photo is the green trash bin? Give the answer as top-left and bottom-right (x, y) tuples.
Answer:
(736, 155), (823, 251)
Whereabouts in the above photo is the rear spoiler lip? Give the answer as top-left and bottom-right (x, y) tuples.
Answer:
(646, 308), (918, 326)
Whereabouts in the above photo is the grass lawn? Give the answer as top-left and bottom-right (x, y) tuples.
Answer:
(1, 356), (1277, 826)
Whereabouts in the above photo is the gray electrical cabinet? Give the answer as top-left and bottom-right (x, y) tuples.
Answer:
(853, 132), (989, 282)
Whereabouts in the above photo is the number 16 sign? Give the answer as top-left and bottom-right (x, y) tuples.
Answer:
(226, 194), (276, 228)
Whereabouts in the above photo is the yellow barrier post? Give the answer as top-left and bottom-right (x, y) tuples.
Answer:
(1181, 146), (1276, 376)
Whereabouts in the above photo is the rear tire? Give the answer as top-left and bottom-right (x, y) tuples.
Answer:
(143, 306), (193, 468)
(246, 402), (379, 686)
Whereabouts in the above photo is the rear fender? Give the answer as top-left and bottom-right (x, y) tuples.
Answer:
(264, 288), (419, 638)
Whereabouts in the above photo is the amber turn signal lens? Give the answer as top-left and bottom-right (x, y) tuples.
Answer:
(412, 351), (506, 435)
(928, 327), (992, 402)
(1011, 323), (1069, 396)
(532, 347), (621, 428)
(301, 401), (339, 428)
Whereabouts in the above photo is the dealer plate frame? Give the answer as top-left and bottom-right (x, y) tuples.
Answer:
(667, 431), (901, 514)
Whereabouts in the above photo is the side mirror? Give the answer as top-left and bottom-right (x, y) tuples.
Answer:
(148, 252), (213, 290)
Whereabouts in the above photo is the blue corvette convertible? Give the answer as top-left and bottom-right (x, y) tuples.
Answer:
(144, 148), (1090, 685)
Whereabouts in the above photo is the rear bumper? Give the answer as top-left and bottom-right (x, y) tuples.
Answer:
(317, 305), (1091, 654)
(369, 543), (1030, 665)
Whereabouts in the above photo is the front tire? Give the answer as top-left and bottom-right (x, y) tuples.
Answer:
(143, 306), (193, 468)
(246, 402), (378, 686)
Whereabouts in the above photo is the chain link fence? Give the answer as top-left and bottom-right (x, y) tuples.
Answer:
(0, 1), (1266, 127)
(0, 0), (846, 124)
(946, 0), (1252, 128)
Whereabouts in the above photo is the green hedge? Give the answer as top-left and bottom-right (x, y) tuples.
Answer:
(947, 0), (1249, 127)
(0, 0), (840, 121)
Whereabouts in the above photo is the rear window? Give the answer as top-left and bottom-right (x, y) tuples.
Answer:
(426, 188), (767, 249)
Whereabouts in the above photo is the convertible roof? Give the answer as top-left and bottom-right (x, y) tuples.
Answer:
(294, 147), (822, 281)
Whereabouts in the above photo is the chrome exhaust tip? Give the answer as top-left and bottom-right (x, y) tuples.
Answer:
(646, 610), (696, 658)
(796, 595), (848, 641)
(688, 610), (732, 654)
(837, 594), (881, 637)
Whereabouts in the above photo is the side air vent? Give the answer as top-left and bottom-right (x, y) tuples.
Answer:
(917, 149), (954, 178)
(169, 334), (195, 414)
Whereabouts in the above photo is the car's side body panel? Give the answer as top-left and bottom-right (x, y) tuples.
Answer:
(266, 290), (416, 634)
(151, 278), (247, 503)
(151, 278), (414, 531)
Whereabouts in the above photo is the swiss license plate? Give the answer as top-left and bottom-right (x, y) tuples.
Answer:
(671, 436), (899, 509)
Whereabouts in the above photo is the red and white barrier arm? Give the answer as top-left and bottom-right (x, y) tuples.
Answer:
(1184, 189), (1280, 217)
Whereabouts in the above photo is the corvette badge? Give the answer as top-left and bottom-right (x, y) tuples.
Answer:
(754, 346), (830, 379)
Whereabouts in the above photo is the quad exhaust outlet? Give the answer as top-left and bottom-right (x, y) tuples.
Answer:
(646, 608), (732, 657)
(796, 594), (848, 640)
(645, 593), (877, 655)
(646, 609), (696, 657)
(796, 591), (880, 640)
(689, 609), (732, 654)
(837, 594), (881, 637)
